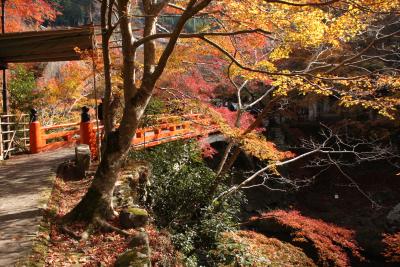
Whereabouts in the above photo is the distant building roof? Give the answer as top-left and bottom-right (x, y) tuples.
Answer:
(0, 26), (94, 63)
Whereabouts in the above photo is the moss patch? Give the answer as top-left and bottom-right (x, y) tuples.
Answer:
(19, 221), (51, 267)
(127, 208), (148, 217)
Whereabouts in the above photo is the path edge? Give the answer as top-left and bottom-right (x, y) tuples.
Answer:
(15, 163), (62, 267)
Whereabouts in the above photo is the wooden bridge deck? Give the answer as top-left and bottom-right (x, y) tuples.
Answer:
(0, 148), (75, 266)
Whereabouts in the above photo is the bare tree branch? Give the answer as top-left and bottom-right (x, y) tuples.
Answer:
(213, 126), (397, 204)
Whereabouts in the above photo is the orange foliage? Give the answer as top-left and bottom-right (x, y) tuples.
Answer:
(39, 62), (91, 107)
(4, 0), (58, 32)
(212, 107), (260, 131)
(250, 210), (364, 267)
(216, 230), (316, 266)
(382, 232), (400, 263)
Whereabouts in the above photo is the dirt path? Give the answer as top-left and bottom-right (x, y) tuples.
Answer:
(0, 148), (75, 266)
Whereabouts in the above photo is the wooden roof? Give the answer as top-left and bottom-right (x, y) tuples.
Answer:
(0, 26), (94, 63)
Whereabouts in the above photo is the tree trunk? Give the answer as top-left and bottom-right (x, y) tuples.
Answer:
(65, 0), (211, 222)
(65, 132), (123, 221)
(66, 0), (154, 222)
(66, 93), (151, 221)
(101, 0), (114, 136)
(216, 141), (234, 176)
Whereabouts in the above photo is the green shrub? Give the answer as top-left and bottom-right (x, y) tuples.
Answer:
(130, 140), (244, 265)
(145, 97), (167, 116)
(9, 66), (43, 112)
(141, 97), (168, 127)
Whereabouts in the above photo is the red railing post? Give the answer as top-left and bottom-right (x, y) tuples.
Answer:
(29, 121), (42, 154)
(80, 106), (92, 146)
(183, 121), (190, 129)
(80, 121), (93, 146)
(80, 106), (97, 158)
(29, 109), (42, 154)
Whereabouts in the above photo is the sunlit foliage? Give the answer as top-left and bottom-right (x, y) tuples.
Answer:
(382, 232), (400, 263)
(250, 210), (364, 267)
(4, 0), (57, 31)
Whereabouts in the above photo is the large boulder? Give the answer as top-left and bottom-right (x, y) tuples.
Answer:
(119, 208), (149, 229)
(387, 203), (400, 230)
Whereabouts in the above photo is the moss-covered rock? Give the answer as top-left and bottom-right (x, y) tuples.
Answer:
(120, 208), (149, 229)
(129, 231), (149, 248)
(128, 208), (148, 217)
(114, 249), (151, 267)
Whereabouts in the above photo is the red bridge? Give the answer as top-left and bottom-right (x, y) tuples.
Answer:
(28, 113), (219, 158)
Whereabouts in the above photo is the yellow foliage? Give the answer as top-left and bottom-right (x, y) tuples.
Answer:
(162, 0), (400, 121)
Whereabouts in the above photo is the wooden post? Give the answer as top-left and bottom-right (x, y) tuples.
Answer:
(0, 117), (3, 160)
(23, 115), (27, 147)
(1, 0), (7, 158)
(2, 115), (9, 155)
(29, 121), (42, 154)
(1, 0), (8, 114)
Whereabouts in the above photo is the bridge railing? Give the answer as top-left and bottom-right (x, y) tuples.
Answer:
(29, 110), (219, 157)
(30, 121), (81, 153)
(132, 121), (192, 148)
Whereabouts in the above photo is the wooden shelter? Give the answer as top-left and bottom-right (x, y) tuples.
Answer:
(0, 26), (94, 63)
(0, 26), (95, 159)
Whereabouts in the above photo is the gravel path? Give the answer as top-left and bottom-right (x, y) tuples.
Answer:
(0, 148), (75, 266)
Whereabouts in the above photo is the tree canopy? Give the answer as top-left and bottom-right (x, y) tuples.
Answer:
(3, 1), (399, 265)
(3, 0), (57, 31)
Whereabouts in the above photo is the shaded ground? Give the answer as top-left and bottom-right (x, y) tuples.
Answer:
(44, 162), (180, 266)
(242, 160), (400, 266)
(0, 148), (74, 266)
(44, 173), (130, 266)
